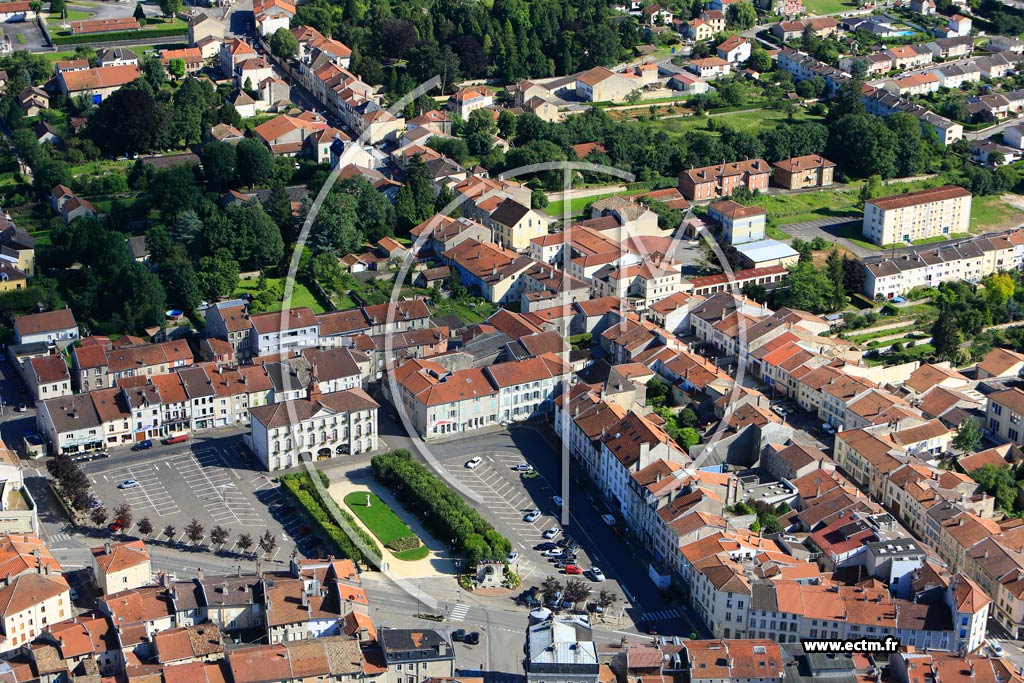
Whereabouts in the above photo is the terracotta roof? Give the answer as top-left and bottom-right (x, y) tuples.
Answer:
(15, 309), (76, 337)
(91, 540), (149, 575)
(0, 572), (67, 617)
(60, 65), (140, 92)
(867, 185), (971, 211)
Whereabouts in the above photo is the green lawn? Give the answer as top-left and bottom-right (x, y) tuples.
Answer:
(910, 233), (970, 246)
(233, 277), (325, 314)
(640, 107), (825, 136)
(70, 159), (133, 177)
(766, 226), (792, 240)
(15, 33), (24, 44)
(432, 297), (497, 324)
(802, 0), (861, 12)
(45, 10), (92, 22)
(545, 191), (621, 221)
(343, 492), (429, 562)
(971, 195), (1023, 232)
(756, 187), (863, 226)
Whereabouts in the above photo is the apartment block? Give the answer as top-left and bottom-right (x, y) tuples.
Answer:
(862, 185), (972, 246)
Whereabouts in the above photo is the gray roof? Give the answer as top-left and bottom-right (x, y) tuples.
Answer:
(527, 616), (599, 674)
(41, 393), (101, 433)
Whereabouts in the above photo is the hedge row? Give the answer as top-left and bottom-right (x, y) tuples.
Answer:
(280, 471), (380, 568)
(52, 26), (186, 45)
(372, 449), (511, 566)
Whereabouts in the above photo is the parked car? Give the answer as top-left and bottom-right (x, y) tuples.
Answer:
(131, 439), (153, 451)
(601, 514), (616, 526)
(506, 551), (520, 563)
(464, 632), (480, 645)
(162, 433), (188, 445)
(451, 629), (466, 642)
(69, 587), (80, 600)
(543, 527), (560, 539)
(108, 521), (123, 532)
(117, 479), (140, 489)
(543, 548), (564, 557)
(514, 463), (534, 472)
(821, 423), (836, 435)
(988, 640), (1005, 658)
(590, 567), (606, 582)
(771, 405), (789, 418)
(523, 510), (541, 522)
(552, 496), (563, 507)
(14, 403), (26, 412)
(564, 564), (582, 574)
(465, 457), (483, 469)
(535, 542), (558, 551)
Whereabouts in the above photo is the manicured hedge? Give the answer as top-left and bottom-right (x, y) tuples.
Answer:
(372, 449), (511, 566)
(280, 471), (380, 568)
(52, 27), (186, 45)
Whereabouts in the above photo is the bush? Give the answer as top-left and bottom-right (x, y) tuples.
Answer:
(52, 26), (186, 44)
(385, 535), (422, 552)
(280, 472), (380, 567)
(371, 449), (511, 565)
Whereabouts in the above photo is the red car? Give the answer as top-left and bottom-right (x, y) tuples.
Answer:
(108, 521), (123, 532)
(564, 565), (582, 574)
(163, 434), (189, 445)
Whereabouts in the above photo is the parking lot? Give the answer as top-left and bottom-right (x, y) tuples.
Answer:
(84, 437), (300, 562)
(442, 451), (572, 581)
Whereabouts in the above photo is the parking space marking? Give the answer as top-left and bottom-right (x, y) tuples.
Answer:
(168, 451), (266, 529)
(101, 463), (180, 516)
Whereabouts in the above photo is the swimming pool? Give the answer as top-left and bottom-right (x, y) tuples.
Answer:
(894, 29), (915, 35)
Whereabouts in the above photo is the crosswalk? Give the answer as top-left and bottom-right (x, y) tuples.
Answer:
(645, 607), (685, 621)
(450, 604), (470, 622)
(48, 532), (72, 544)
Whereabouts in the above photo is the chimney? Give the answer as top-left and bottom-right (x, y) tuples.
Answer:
(300, 590), (308, 608)
(104, 542), (111, 555)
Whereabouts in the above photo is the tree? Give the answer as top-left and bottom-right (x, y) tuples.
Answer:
(269, 27), (299, 59)
(202, 141), (237, 191)
(113, 503), (133, 531)
(163, 524), (177, 542)
(395, 154), (435, 230)
(540, 576), (563, 603)
(258, 530), (278, 558)
(168, 58), (186, 79)
(563, 578), (591, 607)
(220, 202), (284, 267)
(970, 464), (1018, 513)
(210, 525), (230, 547)
(237, 532), (255, 556)
(953, 417), (983, 453)
(748, 47), (772, 73)
(198, 250), (240, 300)
(185, 518), (204, 546)
(597, 589), (618, 611)
(826, 248), (846, 311)
(932, 312), (964, 362)
(137, 517), (154, 537)
(464, 108), (496, 156)
(50, 0), (64, 15)
(133, 2), (146, 24)
(678, 427), (700, 450)
(90, 88), (159, 156)
(726, 1), (756, 29)
(985, 272), (1015, 306)
(497, 110), (518, 140)
(235, 138), (274, 188)
(90, 506), (108, 527)
(264, 178), (294, 231)
(159, 256), (202, 311)
(157, 0), (180, 17)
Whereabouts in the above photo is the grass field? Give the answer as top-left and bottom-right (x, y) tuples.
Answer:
(640, 108), (825, 136)
(971, 195), (1023, 232)
(233, 277), (325, 314)
(802, 0), (860, 13)
(343, 492), (429, 562)
(45, 10), (92, 23)
(545, 191), (620, 221)
(15, 33), (24, 44)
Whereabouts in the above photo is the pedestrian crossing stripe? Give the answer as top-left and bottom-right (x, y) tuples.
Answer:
(645, 608), (683, 620)
(450, 604), (470, 621)
(49, 533), (71, 543)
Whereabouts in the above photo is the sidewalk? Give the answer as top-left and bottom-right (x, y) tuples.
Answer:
(326, 476), (457, 580)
